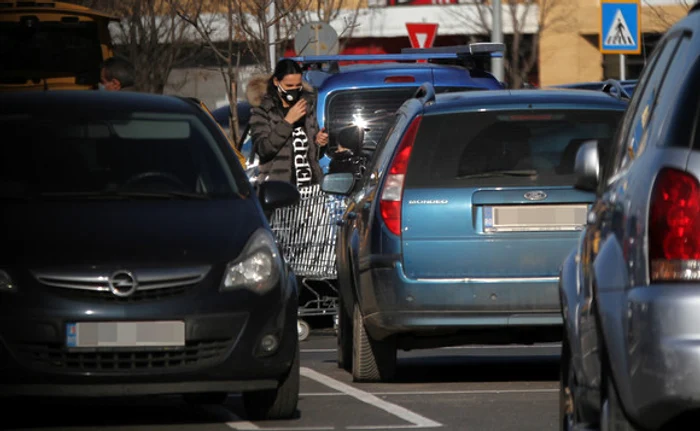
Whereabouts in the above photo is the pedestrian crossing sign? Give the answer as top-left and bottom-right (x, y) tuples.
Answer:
(600, 0), (641, 54)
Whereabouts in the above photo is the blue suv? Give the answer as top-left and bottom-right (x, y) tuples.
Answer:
(322, 83), (629, 382)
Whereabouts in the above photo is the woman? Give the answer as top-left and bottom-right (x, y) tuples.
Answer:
(248, 59), (329, 190)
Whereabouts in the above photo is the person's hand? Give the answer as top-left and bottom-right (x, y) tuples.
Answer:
(284, 99), (307, 124)
(316, 127), (329, 147)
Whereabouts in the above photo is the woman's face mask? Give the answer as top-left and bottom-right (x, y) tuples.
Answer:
(278, 84), (302, 104)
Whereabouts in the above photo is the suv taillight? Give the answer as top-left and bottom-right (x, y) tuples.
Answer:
(649, 168), (700, 282)
(379, 115), (422, 236)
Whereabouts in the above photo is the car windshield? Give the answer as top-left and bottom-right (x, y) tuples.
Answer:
(0, 21), (103, 84)
(406, 109), (623, 188)
(0, 112), (242, 200)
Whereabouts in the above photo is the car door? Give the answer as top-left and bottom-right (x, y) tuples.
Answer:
(577, 32), (684, 391)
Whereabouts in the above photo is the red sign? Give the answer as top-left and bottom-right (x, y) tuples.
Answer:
(405, 23), (439, 49)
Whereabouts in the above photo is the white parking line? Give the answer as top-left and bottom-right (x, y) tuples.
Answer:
(300, 367), (443, 429)
(300, 388), (557, 396)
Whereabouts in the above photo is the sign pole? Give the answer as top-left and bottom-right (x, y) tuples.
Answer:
(268, 0), (277, 71)
(619, 54), (626, 80)
(491, 0), (504, 83)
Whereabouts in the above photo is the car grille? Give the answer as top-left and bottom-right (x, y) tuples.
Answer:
(14, 339), (233, 373)
(32, 266), (211, 302)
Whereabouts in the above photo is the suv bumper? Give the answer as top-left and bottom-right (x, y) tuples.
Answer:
(601, 285), (700, 429)
(359, 260), (561, 341)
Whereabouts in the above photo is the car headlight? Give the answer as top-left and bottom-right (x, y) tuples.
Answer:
(0, 270), (16, 293)
(220, 228), (282, 294)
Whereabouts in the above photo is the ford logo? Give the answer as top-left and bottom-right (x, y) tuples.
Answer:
(524, 191), (547, 201)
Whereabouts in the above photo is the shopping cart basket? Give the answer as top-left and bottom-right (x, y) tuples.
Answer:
(268, 183), (347, 341)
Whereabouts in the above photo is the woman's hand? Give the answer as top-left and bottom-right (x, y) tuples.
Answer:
(284, 99), (307, 124)
(316, 127), (329, 147)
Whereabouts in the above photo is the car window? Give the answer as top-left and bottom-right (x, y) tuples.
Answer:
(325, 86), (483, 152)
(601, 35), (679, 187)
(0, 21), (103, 84)
(652, 34), (697, 149)
(0, 113), (242, 199)
(405, 109), (624, 188)
(622, 32), (689, 160)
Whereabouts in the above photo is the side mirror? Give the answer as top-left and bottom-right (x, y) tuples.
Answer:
(257, 181), (300, 210)
(329, 125), (365, 156)
(321, 172), (355, 196)
(574, 140), (600, 191)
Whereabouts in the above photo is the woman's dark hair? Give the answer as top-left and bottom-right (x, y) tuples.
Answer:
(266, 59), (303, 97)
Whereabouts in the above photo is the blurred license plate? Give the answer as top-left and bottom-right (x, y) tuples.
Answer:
(483, 204), (587, 232)
(66, 321), (185, 348)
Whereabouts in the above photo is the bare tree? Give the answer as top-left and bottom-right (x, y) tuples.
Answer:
(173, 0), (362, 145)
(66, 0), (211, 94)
(455, 0), (571, 89)
(643, 0), (694, 30)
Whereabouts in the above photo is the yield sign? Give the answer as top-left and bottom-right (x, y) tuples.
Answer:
(405, 23), (439, 49)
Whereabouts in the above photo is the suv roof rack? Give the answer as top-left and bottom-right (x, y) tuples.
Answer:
(412, 82), (436, 105)
(601, 79), (631, 100)
(287, 43), (505, 73)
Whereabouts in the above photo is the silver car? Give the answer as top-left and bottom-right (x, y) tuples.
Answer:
(558, 6), (700, 431)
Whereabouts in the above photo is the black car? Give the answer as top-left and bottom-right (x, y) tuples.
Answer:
(0, 91), (301, 420)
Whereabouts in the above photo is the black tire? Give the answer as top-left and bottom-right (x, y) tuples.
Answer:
(337, 294), (353, 371)
(351, 303), (396, 382)
(243, 344), (300, 420)
(183, 392), (228, 405)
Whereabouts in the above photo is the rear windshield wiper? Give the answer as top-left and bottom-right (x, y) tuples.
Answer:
(38, 190), (210, 200)
(456, 169), (538, 179)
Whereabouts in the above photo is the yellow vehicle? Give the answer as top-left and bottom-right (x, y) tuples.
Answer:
(0, 0), (118, 92)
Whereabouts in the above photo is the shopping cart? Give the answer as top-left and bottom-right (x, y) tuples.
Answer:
(268, 183), (347, 341)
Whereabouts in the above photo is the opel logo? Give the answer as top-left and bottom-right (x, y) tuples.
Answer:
(108, 270), (138, 297)
(524, 190), (547, 201)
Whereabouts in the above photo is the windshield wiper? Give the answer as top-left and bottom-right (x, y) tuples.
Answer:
(38, 190), (210, 200)
(456, 169), (538, 179)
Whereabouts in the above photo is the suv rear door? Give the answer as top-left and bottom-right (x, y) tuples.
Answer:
(401, 108), (624, 279)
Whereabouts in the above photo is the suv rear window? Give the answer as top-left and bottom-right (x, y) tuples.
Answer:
(326, 86), (482, 151)
(0, 113), (241, 199)
(0, 21), (103, 84)
(406, 109), (623, 188)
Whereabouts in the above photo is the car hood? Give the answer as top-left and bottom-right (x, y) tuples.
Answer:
(2, 198), (264, 267)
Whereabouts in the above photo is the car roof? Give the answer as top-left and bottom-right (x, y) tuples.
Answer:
(0, 91), (200, 115)
(423, 88), (629, 115)
(317, 63), (499, 93)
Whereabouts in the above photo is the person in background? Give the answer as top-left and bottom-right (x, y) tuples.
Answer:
(99, 57), (136, 92)
(248, 59), (328, 189)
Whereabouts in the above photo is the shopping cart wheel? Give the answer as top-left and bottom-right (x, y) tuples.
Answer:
(297, 319), (311, 341)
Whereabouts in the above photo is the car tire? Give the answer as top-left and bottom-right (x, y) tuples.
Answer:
(242, 343), (300, 420)
(601, 378), (640, 431)
(183, 392), (228, 405)
(351, 303), (396, 382)
(337, 294), (353, 372)
(559, 333), (576, 431)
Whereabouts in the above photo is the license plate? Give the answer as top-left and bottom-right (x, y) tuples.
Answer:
(66, 321), (185, 348)
(484, 204), (588, 232)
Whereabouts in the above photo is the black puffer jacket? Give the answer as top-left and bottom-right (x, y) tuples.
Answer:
(248, 84), (324, 185)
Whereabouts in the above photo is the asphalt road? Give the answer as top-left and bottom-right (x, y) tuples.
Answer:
(3, 330), (561, 431)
